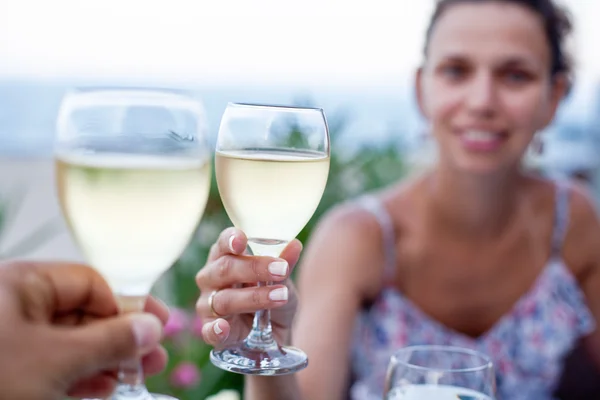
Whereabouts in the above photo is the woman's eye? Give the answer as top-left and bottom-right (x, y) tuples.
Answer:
(504, 70), (531, 84)
(441, 65), (467, 80)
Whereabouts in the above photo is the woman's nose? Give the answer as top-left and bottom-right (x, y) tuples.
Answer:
(465, 72), (498, 118)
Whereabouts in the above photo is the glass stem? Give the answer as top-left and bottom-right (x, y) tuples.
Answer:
(245, 281), (278, 350)
(114, 295), (153, 400)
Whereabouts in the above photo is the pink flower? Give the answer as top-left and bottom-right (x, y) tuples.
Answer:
(164, 308), (189, 338)
(190, 315), (204, 339)
(170, 362), (201, 388)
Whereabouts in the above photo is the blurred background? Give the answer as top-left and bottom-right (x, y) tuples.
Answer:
(0, 0), (598, 398)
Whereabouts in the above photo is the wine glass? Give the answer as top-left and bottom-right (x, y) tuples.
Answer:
(211, 102), (330, 375)
(55, 87), (212, 399)
(384, 345), (496, 400)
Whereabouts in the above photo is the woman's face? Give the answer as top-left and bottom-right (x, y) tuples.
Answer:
(417, 1), (567, 175)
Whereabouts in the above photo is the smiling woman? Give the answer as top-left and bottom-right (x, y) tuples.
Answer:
(417, 0), (571, 175)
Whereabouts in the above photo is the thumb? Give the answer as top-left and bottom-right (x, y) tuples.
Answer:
(58, 313), (163, 378)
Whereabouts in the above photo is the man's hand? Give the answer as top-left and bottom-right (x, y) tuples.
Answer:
(0, 261), (169, 399)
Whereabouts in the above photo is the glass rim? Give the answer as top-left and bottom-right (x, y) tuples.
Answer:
(67, 85), (194, 96)
(57, 86), (206, 116)
(390, 345), (494, 374)
(227, 101), (324, 113)
(62, 86), (202, 106)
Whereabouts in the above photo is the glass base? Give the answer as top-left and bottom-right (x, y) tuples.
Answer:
(104, 389), (178, 400)
(210, 343), (308, 376)
(113, 395), (177, 400)
(83, 394), (177, 400)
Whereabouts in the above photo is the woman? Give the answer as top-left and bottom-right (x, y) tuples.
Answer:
(196, 0), (600, 399)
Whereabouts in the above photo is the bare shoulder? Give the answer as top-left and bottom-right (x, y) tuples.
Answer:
(299, 178), (418, 296)
(562, 181), (600, 279)
(568, 182), (600, 223)
(298, 195), (392, 300)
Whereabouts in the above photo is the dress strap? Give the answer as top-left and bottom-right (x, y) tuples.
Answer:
(551, 180), (571, 256)
(356, 195), (397, 282)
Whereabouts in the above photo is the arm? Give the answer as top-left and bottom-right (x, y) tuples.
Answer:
(245, 204), (387, 400)
(245, 374), (302, 400)
(563, 184), (600, 370)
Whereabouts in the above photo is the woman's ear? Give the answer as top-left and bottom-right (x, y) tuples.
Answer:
(541, 73), (569, 129)
(415, 66), (428, 119)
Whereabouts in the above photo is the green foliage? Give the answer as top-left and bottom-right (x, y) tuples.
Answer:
(147, 107), (408, 399)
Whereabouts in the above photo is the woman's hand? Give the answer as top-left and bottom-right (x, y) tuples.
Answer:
(195, 227), (302, 346)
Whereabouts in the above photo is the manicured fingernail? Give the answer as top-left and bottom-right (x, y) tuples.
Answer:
(131, 314), (162, 349)
(213, 320), (223, 335)
(228, 235), (236, 253)
(269, 287), (288, 301)
(268, 261), (288, 277)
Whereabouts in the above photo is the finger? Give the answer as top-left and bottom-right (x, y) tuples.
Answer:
(207, 227), (247, 262)
(144, 297), (170, 326)
(279, 239), (303, 272)
(42, 263), (117, 316)
(196, 284), (288, 318)
(67, 345), (168, 397)
(58, 313), (163, 379)
(201, 319), (230, 346)
(196, 254), (290, 289)
(141, 345), (169, 376)
(53, 296), (170, 327)
(8, 262), (119, 319)
(30, 262), (169, 323)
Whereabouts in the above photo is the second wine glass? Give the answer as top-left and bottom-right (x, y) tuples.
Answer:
(55, 87), (211, 399)
(384, 345), (496, 400)
(211, 102), (330, 375)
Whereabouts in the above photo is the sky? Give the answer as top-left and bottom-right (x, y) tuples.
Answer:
(0, 0), (598, 87)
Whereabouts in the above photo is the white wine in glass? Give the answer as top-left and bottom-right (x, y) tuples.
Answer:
(56, 154), (210, 294)
(211, 103), (330, 375)
(384, 345), (496, 400)
(387, 384), (494, 400)
(55, 88), (211, 399)
(215, 149), (329, 254)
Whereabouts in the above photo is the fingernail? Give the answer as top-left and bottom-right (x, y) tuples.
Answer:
(268, 260), (288, 277)
(269, 287), (288, 301)
(131, 314), (162, 349)
(213, 320), (223, 335)
(228, 235), (236, 253)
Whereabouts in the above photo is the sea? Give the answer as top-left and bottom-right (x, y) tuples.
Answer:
(0, 78), (427, 157)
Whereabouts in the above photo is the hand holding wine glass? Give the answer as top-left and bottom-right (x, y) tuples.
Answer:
(201, 103), (330, 375)
(195, 228), (303, 346)
(0, 261), (168, 400)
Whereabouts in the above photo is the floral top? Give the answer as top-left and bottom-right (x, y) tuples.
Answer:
(350, 183), (596, 400)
